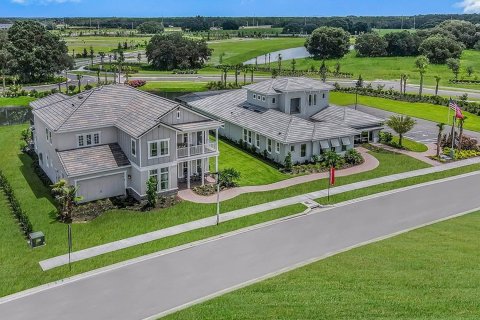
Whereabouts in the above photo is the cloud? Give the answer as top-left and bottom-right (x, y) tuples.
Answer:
(457, 0), (480, 13)
(11, 0), (80, 5)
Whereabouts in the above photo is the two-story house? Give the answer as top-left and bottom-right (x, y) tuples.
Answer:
(31, 85), (222, 203)
(179, 77), (384, 165)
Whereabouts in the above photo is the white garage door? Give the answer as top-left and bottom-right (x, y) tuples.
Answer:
(76, 173), (126, 202)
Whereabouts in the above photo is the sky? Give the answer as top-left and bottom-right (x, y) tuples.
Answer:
(0, 0), (480, 17)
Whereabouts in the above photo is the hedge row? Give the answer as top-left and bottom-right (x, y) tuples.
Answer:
(449, 79), (480, 84)
(334, 85), (480, 116)
(0, 170), (33, 237)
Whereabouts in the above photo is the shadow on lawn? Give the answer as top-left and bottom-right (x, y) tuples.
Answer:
(18, 152), (56, 208)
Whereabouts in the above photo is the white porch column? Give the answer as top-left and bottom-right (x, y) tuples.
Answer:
(201, 158), (205, 186)
(187, 160), (191, 189)
(187, 132), (191, 157)
(215, 155), (219, 173)
(202, 130), (205, 154)
(215, 128), (219, 151)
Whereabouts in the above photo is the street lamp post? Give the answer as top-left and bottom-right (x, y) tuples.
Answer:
(355, 89), (358, 110)
(213, 172), (221, 225)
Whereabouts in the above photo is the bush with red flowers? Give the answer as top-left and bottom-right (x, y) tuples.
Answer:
(126, 80), (146, 88)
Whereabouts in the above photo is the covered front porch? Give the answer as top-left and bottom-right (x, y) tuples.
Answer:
(177, 156), (219, 190)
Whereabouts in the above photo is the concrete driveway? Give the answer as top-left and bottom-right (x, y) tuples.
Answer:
(1, 173), (480, 320)
(351, 104), (480, 144)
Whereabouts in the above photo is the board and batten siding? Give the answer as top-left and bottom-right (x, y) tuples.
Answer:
(161, 106), (208, 125)
(140, 125), (178, 167)
(117, 129), (140, 166)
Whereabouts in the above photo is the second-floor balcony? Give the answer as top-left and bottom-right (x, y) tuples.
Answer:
(177, 141), (217, 158)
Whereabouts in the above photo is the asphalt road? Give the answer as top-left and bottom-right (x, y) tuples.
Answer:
(1, 173), (480, 320)
(351, 105), (480, 144)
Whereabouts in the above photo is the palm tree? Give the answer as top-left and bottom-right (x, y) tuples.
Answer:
(277, 53), (282, 71)
(76, 74), (83, 93)
(291, 58), (296, 72)
(51, 179), (83, 223)
(415, 55), (429, 98)
(434, 76), (441, 96)
(323, 150), (341, 168)
(385, 115), (416, 148)
(402, 74), (409, 95)
(436, 123), (445, 157)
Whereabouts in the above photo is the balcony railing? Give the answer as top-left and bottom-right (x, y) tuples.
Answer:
(177, 142), (217, 158)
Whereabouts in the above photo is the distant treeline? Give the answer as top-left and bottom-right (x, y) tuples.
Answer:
(2, 14), (480, 33)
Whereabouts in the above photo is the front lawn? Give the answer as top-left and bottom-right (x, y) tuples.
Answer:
(139, 81), (210, 93)
(0, 124), (428, 297)
(214, 139), (290, 186)
(330, 91), (480, 132)
(165, 210), (480, 319)
(0, 96), (36, 107)
(391, 136), (428, 152)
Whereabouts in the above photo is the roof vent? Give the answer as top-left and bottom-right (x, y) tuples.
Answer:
(78, 95), (84, 100)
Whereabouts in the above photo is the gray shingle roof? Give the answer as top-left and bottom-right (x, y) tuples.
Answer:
(30, 93), (70, 110)
(243, 77), (334, 95)
(32, 85), (198, 138)
(187, 89), (359, 144)
(57, 143), (130, 177)
(311, 105), (384, 129)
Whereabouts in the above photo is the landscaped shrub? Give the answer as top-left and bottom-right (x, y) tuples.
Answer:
(443, 147), (480, 160)
(344, 149), (363, 165)
(219, 168), (241, 188)
(126, 79), (146, 88)
(379, 131), (393, 144)
(0, 170), (33, 237)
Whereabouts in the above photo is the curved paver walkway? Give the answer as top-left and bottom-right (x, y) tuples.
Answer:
(178, 147), (380, 204)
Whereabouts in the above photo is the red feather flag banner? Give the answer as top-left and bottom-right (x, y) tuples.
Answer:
(329, 166), (335, 186)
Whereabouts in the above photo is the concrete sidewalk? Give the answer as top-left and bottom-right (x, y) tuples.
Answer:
(38, 156), (480, 271)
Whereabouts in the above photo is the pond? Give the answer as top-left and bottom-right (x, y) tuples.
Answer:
(244, 47), (312, 65)
(243, 45), (356, 65)
(0, 106), (32, 126)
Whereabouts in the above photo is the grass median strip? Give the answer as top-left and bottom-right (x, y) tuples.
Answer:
(317, 163), (480, 205)
(164, 209), (480, 319)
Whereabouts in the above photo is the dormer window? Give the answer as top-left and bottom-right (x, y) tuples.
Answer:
(176, 109), (181, 119)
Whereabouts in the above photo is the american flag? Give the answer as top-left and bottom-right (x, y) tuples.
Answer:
(449, 99), (464, 119)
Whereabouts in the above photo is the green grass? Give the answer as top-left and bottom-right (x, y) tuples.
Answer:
(391, 136), (428, 152)
(64, 35), (150, 54)
(139, 81), (210, 92)
(317, 163), (480, 205)
(0, 124), (428, 297)
(165, 209), (480, 319)
(214, 139), (290, 186)
(330, 91), (480, 132)
(265, 49), (480, 89)
(0, 96), (35, 107)
(208, 37), (306, 65)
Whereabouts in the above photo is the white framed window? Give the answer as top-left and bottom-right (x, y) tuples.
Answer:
(258, 95), (262, 100)
(290, 145), (295, 153)
(301, 144), (307, 157)
(255, 133), (260, 148)
(76, 132), (101, 148)
(45, 128), (48, 141)
(78, 135), (84, 147)
(46, 154), (50, 168)
(253, 94), (256, 99)
(262, 96), (266, 102)
(131, 139), (137, 157)
(149, 169), (158, 190)
(314, 94), (317, 105)
(160, 167), (169, 191)
(148, 139), (169, 159)
(267, 138), (272, 154)
(272, 97), (276, 104)
(243, 128), (248, 142)
(308, 94), (313, 106)
(247, 130), (252, 144)
(275, 141), (280, 154)
(176, 109), (181, 119)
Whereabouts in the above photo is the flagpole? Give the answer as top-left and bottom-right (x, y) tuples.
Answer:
(451, 115), (456, 159)
(447, 98), (451, 124)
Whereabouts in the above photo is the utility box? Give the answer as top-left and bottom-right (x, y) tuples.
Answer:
(29, 231), (45, 248)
